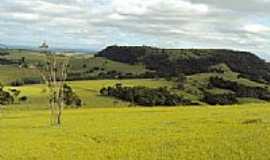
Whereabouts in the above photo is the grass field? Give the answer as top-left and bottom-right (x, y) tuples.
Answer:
(1, 104), (270, 160)
(70, 57), (148, 74)
(0, 65), (39, 84)
(4, 78), (268, 111)
(5, 79), (174, 110)
(1, 52), (270, 160)
(1, 77), (270, 160)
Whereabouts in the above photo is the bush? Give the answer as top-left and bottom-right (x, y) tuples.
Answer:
(0, 89), (14, 105)
(63, 84), (82, 108)
(19, 96), (28, 102)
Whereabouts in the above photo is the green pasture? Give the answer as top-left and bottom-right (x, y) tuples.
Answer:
(0, 104), (270, 160)
(5, 79), (174, 110)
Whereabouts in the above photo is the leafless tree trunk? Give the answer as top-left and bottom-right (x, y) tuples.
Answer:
(37, 43), (69, 126)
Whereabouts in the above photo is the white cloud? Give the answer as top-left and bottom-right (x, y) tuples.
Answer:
(243, 24), (270, 33)
(8, 12), (39, 21)
(108, 13), (126, 20)
(112, 0), (209, 16)
(0, 0), (269, 59)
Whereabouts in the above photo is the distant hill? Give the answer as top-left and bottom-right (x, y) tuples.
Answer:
(0, 49), (150, 85)
(98, 45), (270, 83)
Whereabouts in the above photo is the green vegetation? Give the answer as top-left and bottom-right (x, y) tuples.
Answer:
(0, 65), (40, 85)
(100, 84), (193, 106)
(1, 46), (270, 159)
(208, 77), (270, 100)
(202, 92), (238, 105)
(63, 84), (82, 108)
(1, 104), (270, 160)
(3, 79), (173, 110)
(70, 57), (148, 75)
(0, 83), (14, 105)
(98, 45), (270, 83)
(1, 47), (270, 104)
(0, 49), (150, 84)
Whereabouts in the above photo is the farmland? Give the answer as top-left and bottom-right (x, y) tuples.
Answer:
(1, 104), (270, 160)
(1, 79), (270, 159)
(1, 48), (270, 160)
(1, 0), (270, 159)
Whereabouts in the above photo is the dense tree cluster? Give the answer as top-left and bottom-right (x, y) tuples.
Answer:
(100, 84), (193, 106)
(67, 70), (157, 81)
(209, 77), (270, 100)
(202, 92), (238, 105)
(63, 84), (82, 108)
(97, 45), (155, 64)
(98, 46), (270, 82)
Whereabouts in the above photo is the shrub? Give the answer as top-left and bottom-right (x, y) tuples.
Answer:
(0, 90), (14, 105)
(19, 96), (28, 102)
(63, 84), (82, 108)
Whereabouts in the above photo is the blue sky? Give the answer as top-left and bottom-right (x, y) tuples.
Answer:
(0, 0), (269, 59)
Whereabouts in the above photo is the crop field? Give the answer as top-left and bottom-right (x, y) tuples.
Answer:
(1, 104), (270, 160)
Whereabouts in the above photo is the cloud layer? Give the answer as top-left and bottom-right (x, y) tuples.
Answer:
(0, 0), (269, 58)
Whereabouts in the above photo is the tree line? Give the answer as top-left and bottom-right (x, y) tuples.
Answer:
(202, 92), (238, 105)
(200, 76), (270, 105)
(208, 76), (270, 100)
(100, 84), (194, 106)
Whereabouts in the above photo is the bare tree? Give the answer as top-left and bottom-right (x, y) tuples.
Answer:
(37, 42), (69, 126)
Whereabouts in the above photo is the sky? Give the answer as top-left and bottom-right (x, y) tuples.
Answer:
(0, 0), (269, 58)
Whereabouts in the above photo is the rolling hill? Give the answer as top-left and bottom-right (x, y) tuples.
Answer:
(98, 45), (270, 83)
(1, 46), (270, 105)
(97, 45), (270, 105)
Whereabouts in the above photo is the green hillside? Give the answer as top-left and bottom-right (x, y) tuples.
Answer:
(1, 48), (270, 160)
(0, 49), (149, 84)
(97, 46), (270, 105)
(1, 47), (270, 105)
(98, 46), (270, 83)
